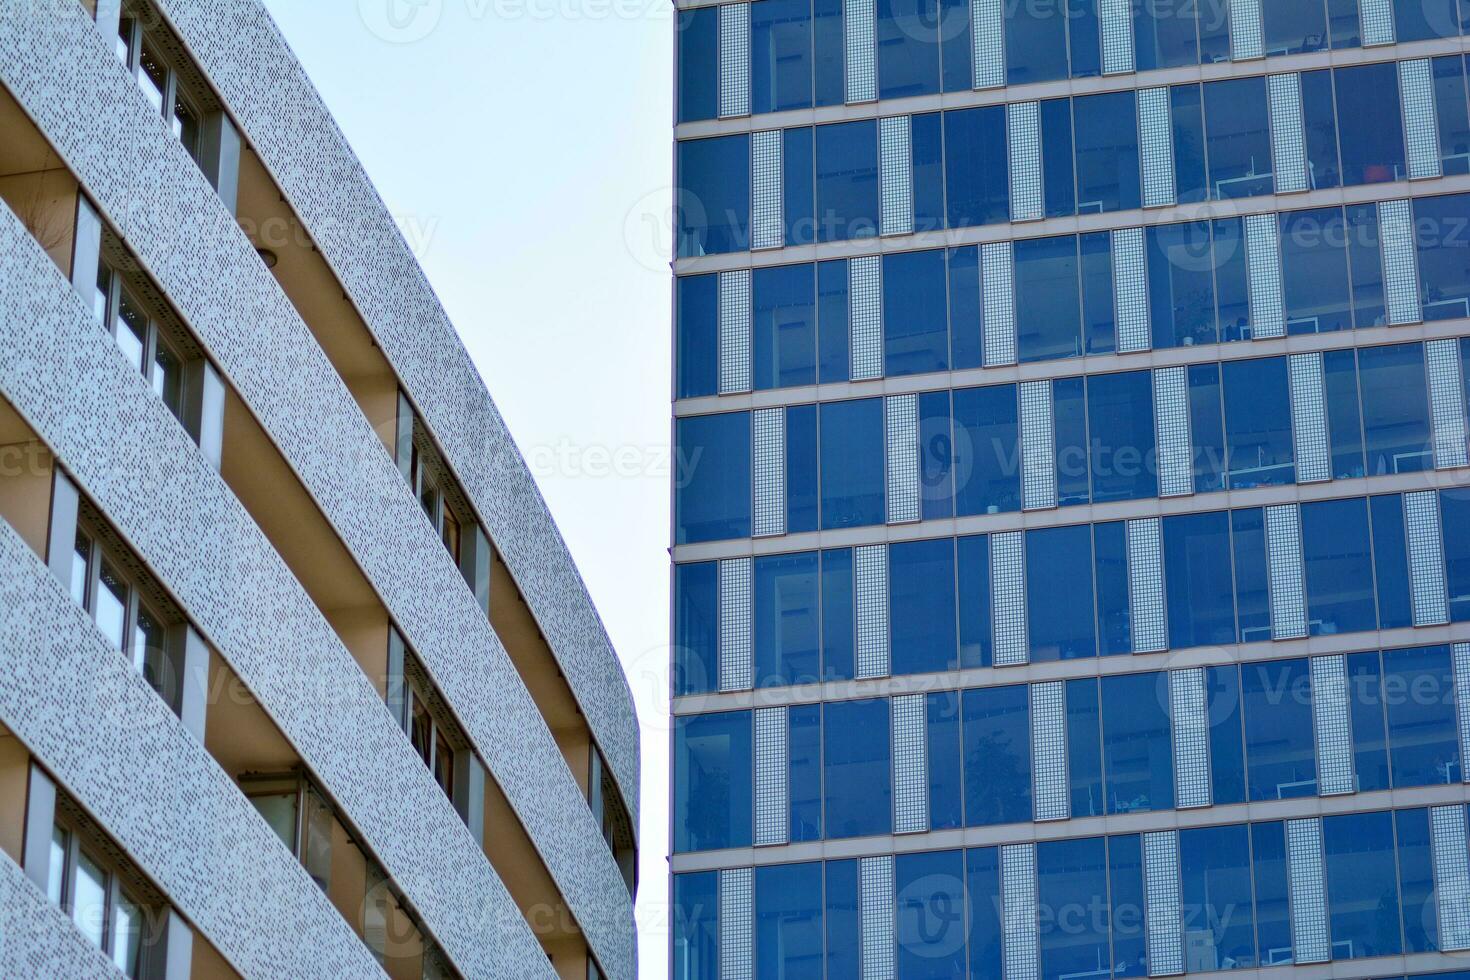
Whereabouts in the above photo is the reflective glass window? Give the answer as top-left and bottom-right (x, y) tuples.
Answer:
(819, 399), (884, 528)
(1242, 659), (1317, 800)
(675, 412), (751, 543)
(1027, 523), (1096, 661)
(889, 537), (958, 676)
(677, 136), (750, 257)
(962, 683), (1031, 825)
(883, 249), (949, 376)
(1163, 510), (1237, 648)
(1336, 63), (1406, 185)
(823, 698), (892, 838)
(944, 106), (1010, 227)
(1203, 77), (1272, 199)
(1073, 92), (1140, 213)
(673, 710), (752, 852)
(1323, 809), (1402, 958)
(1359, 343), (1432, 476)
(754, 265), (817, 390)
(1383, 644), (1461, 786)
(1016, 236), (1081, 362)
(1101, 671), (1174, 814)
(754, 552), (821, 688)
(752, 0), (813, 114)
(1222, 357), (1294, 488)
(755, 862), (824, 979)
(815, 121), (879, 242)
(1300, 496), (1377, 636)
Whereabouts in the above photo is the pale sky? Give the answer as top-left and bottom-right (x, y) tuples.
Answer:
(257, 2), (674, 976)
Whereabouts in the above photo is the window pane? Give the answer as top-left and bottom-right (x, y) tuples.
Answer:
(1264, 0), (1327, 53)
(1300, 496), (1377, 636)
(940, 0), (972, 92)
(1336, 63), (1406, 185)
(962, 684), (1031, 825)
(1416, 192), (1470, 321)
(70, 532), (90, 607)
(1322, 809), (1402, 958)
(1027, 524), (1096, 661)
(913, 112), (945, 233)
(132, 604), (166, 695)
(1080, 232), (1114, 353)
(1087, 370), (1155, 502)
(896, 850), (966, 979)
(883, 249), (949, 376)
(876, 0), (940, 98)
(1188, 363), (1226, 493)
(966, 849), (1004, 979)
(1107, 835), (1146, 976)
(1345, 203), (1386, 327)
(1093, 522), (1130, 656)
(1053, 377), (1088, 506)
(1037, 837), (1110, 980)
(1073, 92), (1140, 212)
(1281, 207), (1352, 334)
(953, 384), (1020, 516)
(677, 136), (750, 257)
(46, 826), (67, 905)
(1347, 650), (1390, 792)
(1444, 488), (1470, 622)
(1179, 823), (1257, 970)
(754, 552), (820, 688)
(247, 792), (296, 849)
(172, 96), (199, 157)
(787, 403), (818, 533)
(1300, 69), (1341, 190)
(1207, 665), (1247, 805)
(1203, 77), (1272, 199)
(1396, 808), (1437, 954)
(821, 548), (854, 679)
(889, 538), (957, 675)
(1251, 822), (1293, 964)
(819, 399), (885, 528)
(674, 562), (718, 696)
(1222, 357), (1294, 488)
(1232, 508), (1270, 641)
(673, 872), (719, 980)
(944, 107), (1009, 227)
(1015, 236), (1081, 363)
(815, 121), (879, 242)
(1006, 0), (1068, 83)
(1135, 0), (1198, 69)
(1211, 217), (1250, 340)
(927, 691), (962, 830)
(677, 8), (718, 122)
(785, 127), (815, 246)
(957, 534), (991, 668)
(674, 412), (750, 543)
(753, 265), (817, 390)
(1383, 644), (1460, 787)
(813, 0), (845, 105)
(1395, 0), (1461, 38)
(751, 0), (813, 114)
(1370, 492), (1413, 630)
(1163, 511), (1237, 648)
(673, 711), (752, 852)
(1434, 55), (1470, 177)
(72, 849), (107, 950)
(948, 245), (982, 368)
(1067, 0), (1101, 76)
(1327, 0), (1363, 45)
(825, 860), (859, 979)
(1242, 659), (1317, 800)
(919, 390), (953, 520)
(1324, 349), (1366, 479)
(824, 698), (891, 838)
(1171, 83), (1208, 204)
(114, 292), (147, 373)
(1147, 220), (1218, 349)
(817, 259), (850, 382)
(1065, 678), (1103, 818)
(96, 562), (127, 651)
(1101, 671), (1174, 813)
(1359, 343), (1432, 476)
(1041, 99), (1076, 218)
(754, 862), (823, 979)
(138, 42), (166, 112)
(789, 704), (822, 842)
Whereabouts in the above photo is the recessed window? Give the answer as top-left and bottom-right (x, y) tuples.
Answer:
(68, 518), (176, 700)
(47, 817), (149, 978)
(115, 12), (204, 164)
(405, 674), (457, 799)
(94, 266), (188, 422)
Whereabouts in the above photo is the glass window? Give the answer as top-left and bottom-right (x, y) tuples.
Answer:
(1080, 232), (1115, 353)
(674, 872), (720, 980)
(1107, 834), (1146, 976)
(948, 246), (982, 368)
(913, 113), (946, 233)
(1347, 650), (1390, 792)
(1264, 0), (1328, 53)
(1359, 343), (1432, 476)
(1383, 644), (1460, 786)
(1188, 363), (1226, 493)
(1417, 192), (1470, 321)
(1434, 56), (1470, 177)
(1324, 349), (1366, 479)
(754, 553), (820, 688)
(1093, 523), (1131, 658)
(1345, 203), (1386, 327)
(1203, 78), (1272, 199)
(957, 534), (992, 668)
(890, 538), (957, 676)
(1147, 220), (1218, 349)
(1300, 496), (1377, 636)
(114, 292), (148, 373)
(755, 862), (824, 979)
(1211, 217), (1250, 340)
(1395, 808), (1437, 954)
(1073, 92), (1140, 213)
(1037, 837), (1110, 980)
(789, 704), (822, 842)
(1101, 671), (1173, 814)
(754, 265), (817, 390)
(1006, 0), (1068, 83)
(675, 412), (750, 543)
(1327, 0), (1363, 45)
(1087, 370), (1155, 502)
(814, 0), (845, 106)
(1027, 524), (1096, 661)
(1300, 69), (1341, 190)
(1222, 356), (1294, 488)
(953, 384), (1020, 516)
(944, 107), (1009, 227)
(72, 849), (107, 949)
(1067, 0), (1101, 76)
(1280, 207), (1352, 334)
(137, 41), (167, 112)
(1242, 659), (1317, 800)
(673, 711), (752, 852)
(1015, 236), (1081, 362)
(69, 531), (90, 607)
(667, 278), (718, 397)
(786, 129), (816, 247)
(896, 850), (966, 979)
(1232, 508), (1270, 641)
(96, 561), (127, 652)
(152, 340), (182, 416)
(1138, 0), (1200, 69)
(1395, 0), (1462, 39)
(967, 848), (1004, 979)
(816, 121), (879, 242)
(1251, 822), (1293, 965)
(1171, 83), (1208, 204)
(675, 562), (718, 696)
(1369, 493), (1413, 630)
(877, 0), (940, 98)
(1053, 377), (1089, 507)
(752, 0), (813, 114)
(919, 390), (953, 520)
(1066, 678), (1103, 818)
(927, 691), (962, 830)
(818, 259), (850, 382)
(940, 0), (973, 92)
(1336, 63), (1406, 185)
(962, 683), (1031, 825)
(883, 249), (949, 376)
(788, 404), (819, 533)
(822, 548), (855, 679)
(1207, 665), (1247, 805)
(1163, 511), (1237, 648)
(824, 698), (891, 838)
(46, 825), (66, 905)
(1179, 824), (1257, 971)
(1041, 98), (1076, 218)
(819, 399), (884, 528)
(1322, 809), (1402, 958)
(677, 136), (750, 257)
(825, 860), (859, 979)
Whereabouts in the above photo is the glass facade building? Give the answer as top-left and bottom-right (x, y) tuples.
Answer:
(671, 0), (1470, 976)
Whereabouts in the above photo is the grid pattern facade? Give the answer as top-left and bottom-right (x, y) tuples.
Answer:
(1289, 352), (1331, 483)
(1268, 73), (1308, 193)
(751, 129), (783, 250)
(1170, 669), (1211, 809)
(1456, 644), (1470, 784)
(971, 0), (1004, 88)
(1380, 199), (1424, 324)
(860, 856), (895, 980)
(752, 408), (786, 538)
(1310, 655), (1355, 796)
(1019, 380), (1057, 511)
(1360, 0), (1396, 45)
(1245, 212), (1285, 339)
(886, 394), (920, 524)
(981, 242), (1016, 366)
(1001, 844), (1039, 980)
(1143, 831), (1183, 977)
(992, 531), (1028, 666)
(718, 3), (750, 118)
(850, 255), (883, 380)
(855, 545), (891, 679)
(1286, 818), (1330, 964)
(892, 694), (929, 834)
(1154, 366), (1193, 497)
(845, 0), (877, 103)
(719, 557), (754, 692)
(754, 707), (789, 846)
(719, 867), (754, 980)
(1430, 805), (1470, 952)
(1265, 504), (1307, 639)
(1127, 518), (1166, 653)
(1113, 227), (1150, 353)
(1428, 337), (1469, 469)
(1008, 101), (1043, 221)
(1229, 0), (1264, 59)
(879, 116), (913, 236)
(1030, 682), (1069, 822)
(1405, 490), (1450, 626)
(1401, 59), (1441, 179)
(1138, 89), (1175, 208)
(718, 269), (752, 395)
(1099, 0), (1134, 74)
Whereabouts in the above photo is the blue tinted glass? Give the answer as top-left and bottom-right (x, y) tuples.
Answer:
(1147, 220), (1218, 348)
(920, 390), (954, 520)
(1080, 232), (1115, 353)
(785, 127), (815, 246)
(753, 265), (816, 390)
(1203, 77), (1272, 199)
(953, 384), (1021, 516)
(1066, 678), (1103, 818)
(1179, 824), (1257, 969)
(675, 413), (751, 543)
(674, 872), (719, 980)
(1206, 665), (1247, 805)
(1434, 56), (1470, 177)
(1345, 203), (1386, 327)
(1395, 0), (1462, 38)
(1102, 671), (1174, 813)
(1281, 207), (1352, 334)
(1028, 524), (1096, 660)
(1301, 496), (1377, 636)
(815, 121), (879, 242)
(1300, 69), (1341, 190)
(890, 538), (958, 675)
(1073, 92), (1140, 212)
(967, 849), (1004, 980)
(1068, 0), (1101, 76)
(1337, 63), (1406, 185)
(1384, 644), (1461, 786)
(825, 860), (859, 979)
(877, 0), (941, 98)
(1445, 488), (1470, 622)
(1211, 217), (1250, 341)
(927, 691), (963, 830)
(817, 259), (850, 382)
(1251, 822), (1293, 963)
(677, 8), (718, 122)
(963, 684), (1031, 825)
(788, 404), (819, 533)
(1264, 0), (1327, 52)
(949, 246), (982, 369)
(677, 274), (718, 398)
(1360, 343), (1432, 475)
(1107, 835), (1146, 976)
(1163, 511), (1237, 648)
(1232, 508), (1270, 641)
(754, 552), (821, 688)
(1170, 84), (1208, 203)
(1328, 0), (1362, 44)
(823, 698), (891, 838)
(822, 548), (855, 679)
(1396, 808), (1438, 954)
(755, 862), (823, 979)
(1188, 363), (1226, 493)
(1135, 0), (1199, 69)
(1324, 348), (1366, 479)
(1323, 809), (1402, 958)
(814, 0), (845, 105)
(1006, 0), (1068, 83)
(940, 0), (973, 91)
(1038, 837), (1110, 980)
(752, 0), (813, 114)
(1242, 659), (1317, 800)
(896, 850), (966, 979)
(675, 562), (719, 696)
(820, 399), (884, 528)
(1016, 236), (1081, 362)
(1370, 492), (1412, 630)
(1416, 192), (1470, 321)
(913, 112), (946, 233)
(884, 249), (949, 376)
(1053, 376), (1089, 506)
(957, 534), (992, 668)
(1346, 651), (1390, 792)
(944, 106), (1010, 227)
(1041, 99), (1076, 217)
(678, 135), (750, 257)
(789, 704), (822, 842)
(1222, 356), (1294, 488)
(674, 711), (752, 851)
(1093, 522), (1131, 656)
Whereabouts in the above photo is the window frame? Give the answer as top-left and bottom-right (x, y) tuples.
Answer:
(69, 517), (173, 693)
(47, 817), (149, 977)
(115, 10), (203, 160)
(93, 266), (187, 420)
